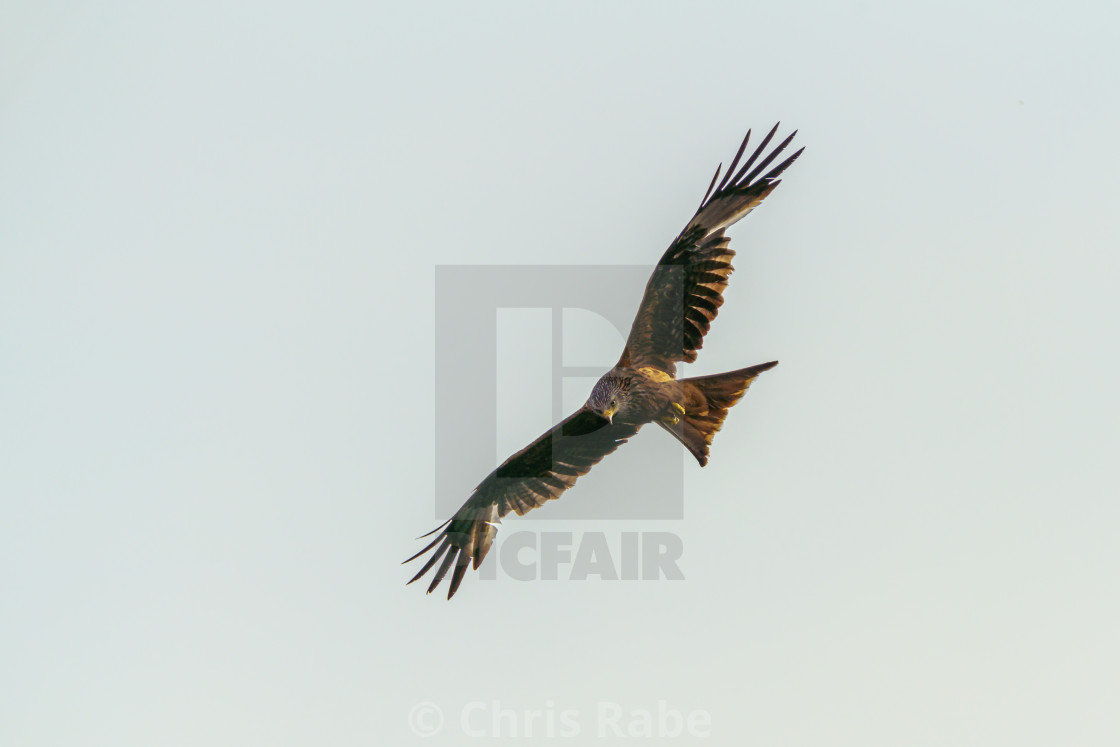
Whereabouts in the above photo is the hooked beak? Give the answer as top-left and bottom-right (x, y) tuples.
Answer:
(602, 406), (616, 424)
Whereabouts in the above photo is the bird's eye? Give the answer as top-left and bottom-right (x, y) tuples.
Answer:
(610, 399), (617, 409)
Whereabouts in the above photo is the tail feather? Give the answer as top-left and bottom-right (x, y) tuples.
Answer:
(662, 361), (777, 466)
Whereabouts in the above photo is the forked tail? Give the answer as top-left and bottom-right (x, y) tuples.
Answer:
(662, 361), (778, 466)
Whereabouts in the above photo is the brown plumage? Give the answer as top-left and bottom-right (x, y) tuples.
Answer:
(406, 125), (803, 598)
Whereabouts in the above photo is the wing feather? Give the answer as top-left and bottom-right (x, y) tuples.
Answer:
(620, 126), (803, 374)
(405, 409), (641, 598)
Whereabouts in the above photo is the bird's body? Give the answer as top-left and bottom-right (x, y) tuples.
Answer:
(585, 359), (781, 465)
(406, 125), (803, 598)
(587, 365), (673, 426)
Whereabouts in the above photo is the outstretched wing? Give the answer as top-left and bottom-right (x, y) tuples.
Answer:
(405, 409), (641, 599)
(620, 125), (803, 374)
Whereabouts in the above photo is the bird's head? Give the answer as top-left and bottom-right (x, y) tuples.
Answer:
(587, 375), (632, 424)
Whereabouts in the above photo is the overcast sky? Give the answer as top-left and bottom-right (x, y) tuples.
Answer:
(3, 1), (1119, 745)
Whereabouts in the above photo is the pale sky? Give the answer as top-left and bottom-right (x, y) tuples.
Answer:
(3, 1), (1119, 745)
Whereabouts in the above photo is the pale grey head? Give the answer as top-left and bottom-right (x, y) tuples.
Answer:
(587, 375), (632, 423)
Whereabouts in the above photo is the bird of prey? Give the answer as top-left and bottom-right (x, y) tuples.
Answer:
(406, 125), (803, 598)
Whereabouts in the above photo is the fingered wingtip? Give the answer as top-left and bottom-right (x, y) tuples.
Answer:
(416, 519), (451, 540)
